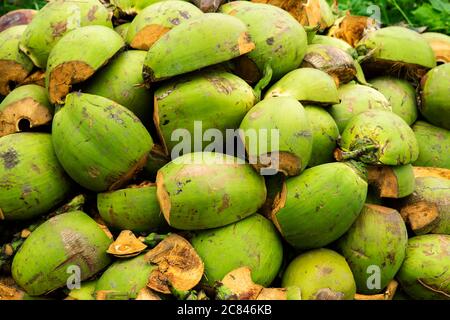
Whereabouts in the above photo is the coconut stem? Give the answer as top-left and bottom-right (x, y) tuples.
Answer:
(253, 63), (273, 101)
(141, 232), (171, 248)
(334, 144), (378, 161)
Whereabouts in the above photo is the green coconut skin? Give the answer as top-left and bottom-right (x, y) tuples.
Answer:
(396, 234), (450, 300)
(339, 110), (419, 165)
(304, 106), (339, 167)
(97, 183), (166, 233)
(95, 254), (155, 300)
(126, 1), (203, 50)
(52, 92), (153, 192)
(412, 121), (450, 169)
(337, 204), (408, 294)
(388, 165), (416, 198)
(19, 0), (112, 68)
(282, 249), (356, 300)
(219, 1), (307, 82)
(156, 152), (266, 230)
(112, 0), (189, 15)
(420, 63), (450, 130)
(239, 97), (312, 175)
(114, 23), (131, 40)
(329, 83), (392, 132)
(357, 26), (436, 69)
(0, 133), (72, 220)
(154, 70), (256, 155)
(274, 162), (367, 250)
(0, 84), (51, 112)
(369, 77), (418, 126)
(311, 35), (357, 58)
(190, 214), (283, 287)
(143, 13), (255, 82)
(82, 51), (152, 128)
(68, 280), (97, 300)
(264, 68), (339, 105)
(12, 211), (113, 296)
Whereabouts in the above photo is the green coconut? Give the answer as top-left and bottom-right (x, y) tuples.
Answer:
(421, 32), (450, 63)
(19, 0), (113, 69)
(265, 68), (339, 105)
(412, 121), (450, 169)
(419, 63), (450, 130)
(52, 92), (153, 192)
(329, 83), (392, 132)
(127, 1), (203, 50)
(271, 162), (367, 250)
(67, 280), (97, 300)
(46, 25), (125, 104)
(95, 254), (155, 300)
(337, 110), (419, 165)
(400, 176), (449, 235)
(142, 13), (255, 82)
(114, 23), (131, 39)
(111, 0), (190, 16)
(337, 204), (408, 294)
(311, 35), (357, 57)
(191, 214), (283, 287)
(0, 25), (34, 96)
(12, 211), (113, 296)
(219, 1), (307, 87)
(282, 248), (356, 300)
(304, 105), (340, 167)
(156, 152), (266, 230)
(0, 133), (72, 220)
(154, 69), (256, 156)
(97, 182), (166, 233)
(0, 84), (53, 137)
(369, 77), (418, 125)
(396, 234), (450, 300)
(82, 50), (152, 127)
(142, 144), (170, 180)
(367, 164), (415, 198)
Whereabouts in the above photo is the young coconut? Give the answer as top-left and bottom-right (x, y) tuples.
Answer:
(66, 280), (97, 300)
(114, 23), (131, 39)
(52, 92), (153, 192)
(154, 70), (256, 156)
(142, 144), (170, 180)
(110, 0), (191, 16)
(329, 83), (392, 132)
(0, 84), (53, 137)
(396, 234), (450, 300)
(419, 63), (450, 130)
(19, 0), (113, 69)
(304, 105), (340, 167)
(421, 32), (450, 63)
(282, 248), (356, 300)
(0, 133), (73, 220)
(0, 9), (36, 32)
(311, 35), (357, 57)
(191, 214), (283, 287)
(142, 13), (255, 82)
(412, 121), (450, 169)
(270, 162), (367, 250)
(126, 1), (203, 50)
(337, 204), (408, 295)
(46, 25), (125, 104)
(0, 25), (34, 96)
(336, 110), (419, 165)
(328, 15), (380, 47)
(239, 96), (313, 176)
(219, 1), (308, 90)
(369, 77), (418, 125)
(356, 26), (436, 79)
(367, 164), (415, 198)
(12, 211), (113, 296)
(264, 68), (339, 105)
(156, 152), (266, 230)
(82, 50), (152, 127)
(98, 182), (166, 233)
(399, 175), (449, 235)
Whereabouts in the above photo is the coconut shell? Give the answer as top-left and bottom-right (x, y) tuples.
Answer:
(368, 164), (415, 199)
(328, 15), (379, 47)
(52, 92), (153, 192)
(412, 121), (450, 169)
(421, 32), (450, 63)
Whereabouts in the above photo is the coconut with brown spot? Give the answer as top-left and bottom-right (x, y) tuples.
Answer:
(0, 25), (34, 96)
(421, 32), (450, 64)
(0, 133), (73, 220)
(46, 25), (125, 104)
(0, 85), (53, 137)
(0, 9), (36, 33)
(142, 13), (255, 82)
(368, 164), (415, 198)
(239, 96), (312, 176)
(19, 0), (113, 69)
(11, 211), (113, 296)
(51, 92), (153, 192)
(156, 152), (266, 230)
(127, 1), (203, 50)
(412, 121), (450, 169)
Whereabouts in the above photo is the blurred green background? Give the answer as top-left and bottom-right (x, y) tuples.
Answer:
(1, 0), (449, 34)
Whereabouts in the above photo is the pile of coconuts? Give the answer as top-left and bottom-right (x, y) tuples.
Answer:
(0, 0), (449, 301)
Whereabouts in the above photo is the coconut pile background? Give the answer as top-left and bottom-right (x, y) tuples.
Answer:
(0, 0), (449, 301)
